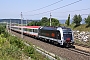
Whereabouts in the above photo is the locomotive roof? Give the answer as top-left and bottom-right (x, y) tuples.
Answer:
(40, 26), (57, 30)
(40, 26), (71, 30)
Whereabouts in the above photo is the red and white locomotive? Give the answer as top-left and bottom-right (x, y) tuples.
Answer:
(11, 26), (74, 47)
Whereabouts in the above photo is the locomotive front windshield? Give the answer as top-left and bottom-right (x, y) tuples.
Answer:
(63, 29), (72, 40)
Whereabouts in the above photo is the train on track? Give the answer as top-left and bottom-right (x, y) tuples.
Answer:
(10, 26), (74, 47)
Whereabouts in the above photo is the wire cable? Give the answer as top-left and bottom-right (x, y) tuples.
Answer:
(53, 13), (90, 18)
(24, 0), (82, 16)
(24, 0), (63, 13)
(81, 13), (90, 16)
(53, 8), (90, 13)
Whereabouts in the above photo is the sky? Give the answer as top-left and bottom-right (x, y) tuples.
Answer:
(0, 0), (90, 20)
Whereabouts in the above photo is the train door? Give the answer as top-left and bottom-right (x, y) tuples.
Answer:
(56, 31), (61, 40)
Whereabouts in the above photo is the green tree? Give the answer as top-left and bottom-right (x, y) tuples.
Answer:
(73, 14), (82, 26)
(28, 17), (61, 26)
(41, 17), (49, 26)
(78, 14), (82, 24)
(65, 19), (68, 24)
(0, 25), (5, 34)
(27, 21), (41, 26)
(50, 18), (60, 26)
(85, 15), (90, 26)
(65, 14), (70, 26)
(28, 21), (35, 26)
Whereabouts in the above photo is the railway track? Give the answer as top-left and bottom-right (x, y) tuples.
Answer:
(10, 31), (90, 60)
(67, 48), (90, 56)
(75, 43), (90, 48)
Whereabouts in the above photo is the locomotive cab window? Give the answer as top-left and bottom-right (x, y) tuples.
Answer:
(63, 29), (72, 40)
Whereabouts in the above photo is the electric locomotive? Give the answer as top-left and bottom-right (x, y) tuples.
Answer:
(38, 26), (74, 47)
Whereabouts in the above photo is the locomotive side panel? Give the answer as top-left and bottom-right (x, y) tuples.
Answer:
(38, 27), (61, 39)
(39, 29), (58, 39)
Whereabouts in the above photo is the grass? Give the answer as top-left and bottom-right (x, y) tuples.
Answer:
(0, 34), (50, 60)
(75, 39), (90, 47)
(61, 24), (90, 32)
(72, 24), (90, 32)
(0, 25), (51, 60)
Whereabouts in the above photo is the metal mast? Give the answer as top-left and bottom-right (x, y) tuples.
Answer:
(10, 19), (11, 33)
(50, 12), (52, 26)
(26, 19), (28, 26)
(21, 12), (23, 38)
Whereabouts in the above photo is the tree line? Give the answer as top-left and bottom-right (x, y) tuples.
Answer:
(28, 17), (61, 26)
(66, 14), (90, 27)
(27, 14), (90, 27)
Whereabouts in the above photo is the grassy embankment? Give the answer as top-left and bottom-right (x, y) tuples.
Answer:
(0, 24), (50, 60)
(0, 34), (50, 60)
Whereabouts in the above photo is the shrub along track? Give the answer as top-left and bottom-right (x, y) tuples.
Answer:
(11, 31), (90, 60)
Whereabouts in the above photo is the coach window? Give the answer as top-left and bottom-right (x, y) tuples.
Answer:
(27, 29), (31, 32)
(27, 29), (29, 31)
(33, 29), (35, 32)
(19, 28), (21, 30)
(32, 29), (37, 33)
(29, 29), (32, 32)
(23, 28), (27, 31)
(23, 28), (25, 31)
(15, 27), (17, 29)
(25, 28), (27, 31)
(34, 29), (38, 33)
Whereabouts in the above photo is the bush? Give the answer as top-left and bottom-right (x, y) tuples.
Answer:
(0, 34), (7, 47)
(23, 46), (35, 57)
(3, 32), (10, 38)
(0, 35), (22, 60)
(0, 25), (5, 34)
(0, 45), (22, 59)
(9, 36), (25, 49)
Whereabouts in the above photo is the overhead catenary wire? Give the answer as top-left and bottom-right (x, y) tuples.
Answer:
(52, 8), (90, 13)
(23, 0), (63, 13)
(24, 0), (82, 16)
(53, 13), (90, 19)
(81, 13), (90, 16)
(52, 8), (90, 17)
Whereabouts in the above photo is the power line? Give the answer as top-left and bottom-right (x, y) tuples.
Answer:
(24, 0), (63, 13)
(24, 0), (82, 16)
(53, 8), (90, 13)
(53, 13), (90, 18)
(81, 13), (90, 16)
(52, 8), (90, 17)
